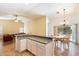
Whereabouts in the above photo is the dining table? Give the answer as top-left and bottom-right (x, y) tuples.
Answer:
(53, 35), (70, 48)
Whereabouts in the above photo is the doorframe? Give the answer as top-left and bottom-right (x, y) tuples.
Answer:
(70, 24), (78, 44)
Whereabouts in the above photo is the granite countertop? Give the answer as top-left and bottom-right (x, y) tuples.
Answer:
(26, 37), (52, 44)
(15, 34), (52, 44)
(15, 34), (52, 39)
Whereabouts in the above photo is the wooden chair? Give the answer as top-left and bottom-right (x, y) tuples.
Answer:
(62, 36), (70, 49)
(54, 38), (63, 47)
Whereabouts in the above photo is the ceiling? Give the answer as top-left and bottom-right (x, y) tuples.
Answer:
(0, 3), (78, 19)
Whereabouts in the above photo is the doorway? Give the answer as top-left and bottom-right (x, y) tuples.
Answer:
(70, 24), (77, 44)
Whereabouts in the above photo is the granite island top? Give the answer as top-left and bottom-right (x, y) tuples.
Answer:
(15, 34), (53, 44)
(26, 37), (52, 44)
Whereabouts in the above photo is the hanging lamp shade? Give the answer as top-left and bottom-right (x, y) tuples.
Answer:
(57, 9), (72, 35)
(15, 15), (18, 22)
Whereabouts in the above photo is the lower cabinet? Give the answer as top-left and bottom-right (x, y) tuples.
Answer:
(31, 41), (37, 55)
(15, 37), (27, 52)
(16, 37), (53, 56)
(27, 39), (32, 52)
(20, 39), (27, 52)
(27, 39), (53, 56)
(37, 44), (46, 56)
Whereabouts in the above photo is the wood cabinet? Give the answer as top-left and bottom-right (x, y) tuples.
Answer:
(36, 41), (53, 56)
(20, 39), (27, 52)
(15, 36), (19, 51)
(31, 40), (37, 55)
(37, 43), (46, 56)
(15, 36), (27, 52)
(27, 39), (32, 52)
(27, 39), (53, 56)
(27, 39), (46, 55)
(16, 37), (53, 56)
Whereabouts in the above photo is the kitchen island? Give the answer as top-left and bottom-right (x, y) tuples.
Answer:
(15, 34), (53, 56)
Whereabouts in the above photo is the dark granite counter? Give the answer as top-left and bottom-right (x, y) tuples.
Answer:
(26, 37), (52, 44)
(15, 34), (52, 44)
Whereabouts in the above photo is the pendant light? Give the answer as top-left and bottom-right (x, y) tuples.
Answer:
(15, 15), (18, 22)
(63, 9), (66, 26)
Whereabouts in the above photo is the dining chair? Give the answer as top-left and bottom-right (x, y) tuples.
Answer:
(62, 36), (70, 49)
(54, 37), (63, 48)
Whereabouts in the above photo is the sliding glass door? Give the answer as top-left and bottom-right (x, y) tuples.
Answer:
(71, 24), (77, 43)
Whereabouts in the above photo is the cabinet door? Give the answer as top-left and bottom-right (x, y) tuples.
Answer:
(20, 39), (27, 52)
(37, 43), (46, 56)
(27, 39), (32, 52)
(15, 36), (20, 51)
(31, 41), (37, 55)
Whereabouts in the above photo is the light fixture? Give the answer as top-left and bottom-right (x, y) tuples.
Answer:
(57, 9), (68, 26)
(15, 15), (18, 22)
(63, 9), (66, 26)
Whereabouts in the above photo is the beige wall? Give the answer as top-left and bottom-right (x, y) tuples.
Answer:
(0, 16), (46, 36)
(25, 16), (46, 36)
(34, 16), (46, 36)
(0, 20), (23, 34)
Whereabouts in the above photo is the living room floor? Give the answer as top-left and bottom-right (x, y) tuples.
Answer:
(0, 41), (79, 56)
(0, 41), (34, 56)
